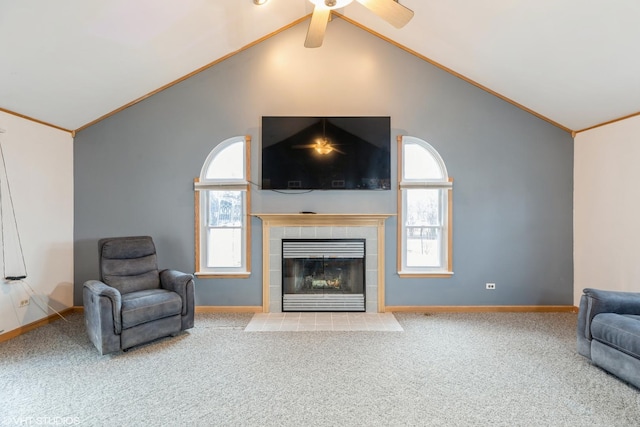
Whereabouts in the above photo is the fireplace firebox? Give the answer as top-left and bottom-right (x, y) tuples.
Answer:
(282, 239), (365, 312)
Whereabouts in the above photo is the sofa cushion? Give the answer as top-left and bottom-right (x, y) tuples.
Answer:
(591, 313), (640, 359)
(121, 289), (182, 330)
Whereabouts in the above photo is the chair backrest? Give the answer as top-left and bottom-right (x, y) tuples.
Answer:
(99, 236), (160, 294)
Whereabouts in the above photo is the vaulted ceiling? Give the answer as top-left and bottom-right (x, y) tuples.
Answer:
(1, 0), (639, 134)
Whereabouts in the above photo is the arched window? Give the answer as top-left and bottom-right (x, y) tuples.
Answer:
(398, 135), (453, 276)
(194, 136), (251, 277)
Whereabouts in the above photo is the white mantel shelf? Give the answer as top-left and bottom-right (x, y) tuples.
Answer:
(252, 213), (395, 313)
(252, 213), (395, 227)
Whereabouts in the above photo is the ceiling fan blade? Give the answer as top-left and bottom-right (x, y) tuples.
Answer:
(305, 7), (331, 48)
(356, 0), (414, 28)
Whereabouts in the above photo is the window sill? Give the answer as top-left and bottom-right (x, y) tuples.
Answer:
(398, 271), (454, 278)
(195, 272), (251, 279)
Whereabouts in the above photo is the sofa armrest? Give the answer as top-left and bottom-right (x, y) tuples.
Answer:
(83, 280), (122, 334)
(160, 269), (194, 316)
(578, 288), (640, 350)
(583, 288), (640, 315)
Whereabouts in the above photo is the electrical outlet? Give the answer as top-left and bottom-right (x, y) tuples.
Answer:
(486, 283), (496, 290)
(19, 298), (30, 307)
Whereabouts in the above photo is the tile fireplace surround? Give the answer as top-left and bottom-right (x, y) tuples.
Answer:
(253, 214), (393, 313)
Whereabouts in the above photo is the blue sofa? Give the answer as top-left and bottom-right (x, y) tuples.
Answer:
(577, 288), (640, 388)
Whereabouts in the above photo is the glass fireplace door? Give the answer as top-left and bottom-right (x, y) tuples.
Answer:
(282, 239), (365, 312)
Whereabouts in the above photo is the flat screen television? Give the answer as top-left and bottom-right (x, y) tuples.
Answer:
(261, 116), (391, 190)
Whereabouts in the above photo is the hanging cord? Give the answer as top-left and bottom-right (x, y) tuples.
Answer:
(18, 278), (68, 322)
(0, 139), (28, 280)
(0, 133), (65, 321)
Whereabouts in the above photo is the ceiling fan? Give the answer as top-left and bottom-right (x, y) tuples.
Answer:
(305, 0), (414, 48)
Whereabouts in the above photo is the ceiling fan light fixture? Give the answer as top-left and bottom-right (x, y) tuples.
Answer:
(309, 0), (353, 10)
(314, 139), (334, 155)
(253, 0), (269, 5)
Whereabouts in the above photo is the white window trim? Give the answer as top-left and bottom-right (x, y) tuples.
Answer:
(397, 135), (453, 277)
(194, 135), (251, 278)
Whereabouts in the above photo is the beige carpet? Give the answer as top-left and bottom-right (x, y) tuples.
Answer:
(2, 311), (640, 426)
(245, 312), (403, 332)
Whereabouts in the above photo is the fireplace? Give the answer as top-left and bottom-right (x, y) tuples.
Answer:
(282, 239), (365, 312)
(253, 213), (392, 313)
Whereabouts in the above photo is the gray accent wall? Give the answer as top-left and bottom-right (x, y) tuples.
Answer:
(74, 19), (573, 306)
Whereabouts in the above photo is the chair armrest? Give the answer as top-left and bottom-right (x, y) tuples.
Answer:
(160, 269), (194, 315)
(83, 280), (122, 333)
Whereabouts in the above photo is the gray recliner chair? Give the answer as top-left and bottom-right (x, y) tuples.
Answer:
(83, 236), (195, 355)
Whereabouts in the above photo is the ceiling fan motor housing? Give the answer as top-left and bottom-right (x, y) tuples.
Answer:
(306, 0), (413, 48)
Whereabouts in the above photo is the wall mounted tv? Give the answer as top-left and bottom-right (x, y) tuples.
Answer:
(261, 116), (391, 190)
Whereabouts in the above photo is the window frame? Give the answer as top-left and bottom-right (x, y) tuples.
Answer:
(194, 135), (251, 278)
(397, 135), (453, 277)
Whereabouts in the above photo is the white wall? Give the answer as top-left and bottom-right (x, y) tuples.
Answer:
(574, 115), (640, 305)
(0, 112), (74, 336)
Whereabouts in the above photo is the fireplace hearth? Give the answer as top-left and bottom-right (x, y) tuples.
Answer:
(282, 239), (365, 312)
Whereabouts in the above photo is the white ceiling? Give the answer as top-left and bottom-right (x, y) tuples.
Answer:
(1, 0), (639, 133)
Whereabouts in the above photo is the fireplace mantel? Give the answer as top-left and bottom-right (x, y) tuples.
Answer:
(252, 213), (393, 227)
(252, 213), (394, 313)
